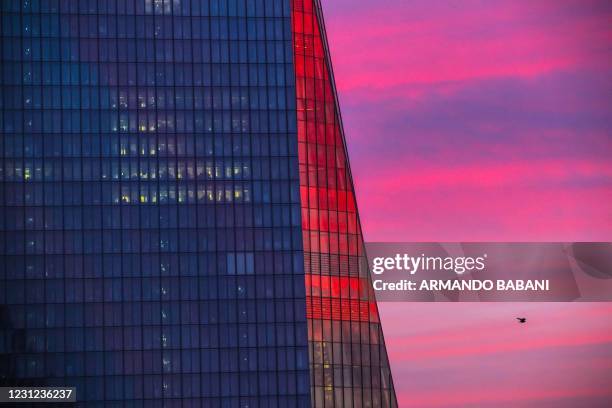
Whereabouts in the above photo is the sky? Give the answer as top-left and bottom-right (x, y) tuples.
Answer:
(320, 0), (612, 406)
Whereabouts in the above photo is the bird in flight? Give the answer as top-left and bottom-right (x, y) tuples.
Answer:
(516, 317), (527, 323)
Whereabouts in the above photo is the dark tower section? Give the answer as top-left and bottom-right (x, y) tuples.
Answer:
(0, 1), (310, 406)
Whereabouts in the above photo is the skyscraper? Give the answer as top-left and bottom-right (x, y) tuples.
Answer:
(0, 0), (396, 406)
(291, 1), (396, 407)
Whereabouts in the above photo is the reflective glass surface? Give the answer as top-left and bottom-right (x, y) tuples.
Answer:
(1, 1), (395, 406)
(291, 0), (397, 406)
(1, 1), (310, 406)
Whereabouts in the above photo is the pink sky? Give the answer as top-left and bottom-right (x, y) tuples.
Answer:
(320, 0), (612, 406)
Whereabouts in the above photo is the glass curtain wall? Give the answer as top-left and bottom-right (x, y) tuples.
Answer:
(290, 0), (397, 407)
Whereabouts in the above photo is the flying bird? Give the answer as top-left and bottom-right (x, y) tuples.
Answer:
(516, 317), (527, 323)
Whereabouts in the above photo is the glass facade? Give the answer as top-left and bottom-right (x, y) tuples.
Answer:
(1, 0), (310, 406)
(291, 1), (397, 407)
(1, 0), (395, 406)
